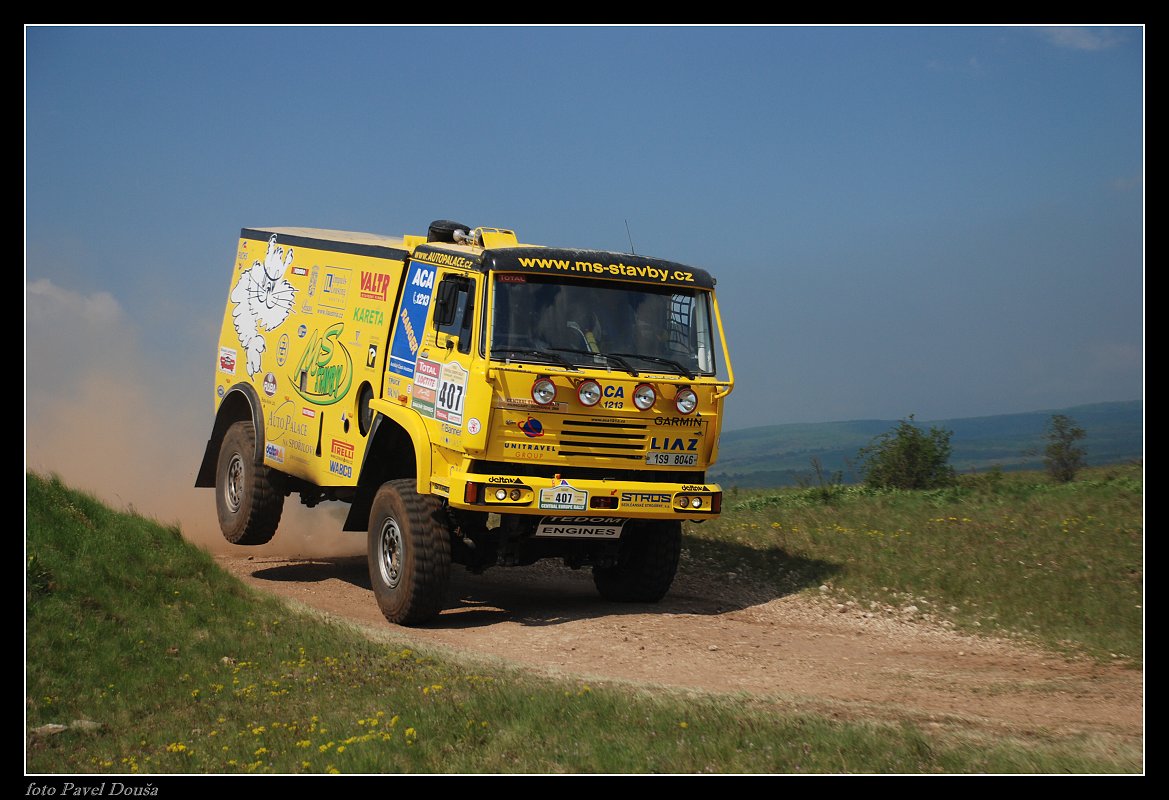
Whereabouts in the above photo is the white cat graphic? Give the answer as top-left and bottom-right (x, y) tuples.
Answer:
(231, 235), (297, 378)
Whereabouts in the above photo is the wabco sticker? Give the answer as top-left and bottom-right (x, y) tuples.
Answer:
(539, 480), (587, 511)
(534, 517), (626, 539)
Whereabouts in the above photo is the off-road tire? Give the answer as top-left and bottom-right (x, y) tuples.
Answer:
(593, 520), (682, 602)
(215, 420), (285, 545)
(368, 479), (452, 625)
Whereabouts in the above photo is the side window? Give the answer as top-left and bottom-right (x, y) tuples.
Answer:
(436, 276), (476, 355)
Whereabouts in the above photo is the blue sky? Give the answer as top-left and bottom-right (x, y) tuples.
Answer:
(24, 25), (1143, 534)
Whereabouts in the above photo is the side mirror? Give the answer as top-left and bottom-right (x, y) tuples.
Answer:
(433, 279), (459, 327)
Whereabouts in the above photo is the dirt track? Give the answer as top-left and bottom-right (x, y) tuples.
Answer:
(210, 542), (1143, 755)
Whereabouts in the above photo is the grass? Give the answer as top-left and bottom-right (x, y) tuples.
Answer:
(25, 470), (1143, 774)
(692, 463), (1144, 663)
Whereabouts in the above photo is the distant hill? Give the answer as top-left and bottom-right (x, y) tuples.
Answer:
(710, 400), (1143, 489)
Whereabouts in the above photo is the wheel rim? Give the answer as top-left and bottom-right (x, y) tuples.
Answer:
(378, 518), (405, 589)
(224, 453), (244, 513)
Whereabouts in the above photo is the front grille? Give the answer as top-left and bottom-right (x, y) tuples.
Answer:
(557, 419), (648, 460)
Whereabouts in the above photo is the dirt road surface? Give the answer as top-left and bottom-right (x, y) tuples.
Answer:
(210, 541), (1143, 758)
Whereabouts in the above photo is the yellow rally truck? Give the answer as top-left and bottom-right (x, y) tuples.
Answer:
(196, 220), (734, 624)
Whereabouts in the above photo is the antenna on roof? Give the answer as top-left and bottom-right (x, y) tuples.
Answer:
(625, 219), (636, 255)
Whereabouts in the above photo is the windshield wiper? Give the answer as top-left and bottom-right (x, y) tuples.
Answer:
(494, 348), (579, 371)
(610, 352), (695, 380)
(548, 347), (639, 377)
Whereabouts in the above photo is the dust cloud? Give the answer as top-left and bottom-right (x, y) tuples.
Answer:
(25, 278), (364, 561)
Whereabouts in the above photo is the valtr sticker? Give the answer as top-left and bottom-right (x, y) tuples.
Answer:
(534, 517), (626, 539)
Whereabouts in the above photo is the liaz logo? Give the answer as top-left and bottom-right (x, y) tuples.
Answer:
(290, 322), (353, 406)
(360, 271), (392, 301)
(649, 436), (698, 451)
(519, 416), (544, 438)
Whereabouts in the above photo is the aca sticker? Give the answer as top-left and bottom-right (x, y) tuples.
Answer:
(388, 261), (436, 378)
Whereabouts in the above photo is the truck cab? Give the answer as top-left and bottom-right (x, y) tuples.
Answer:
(197, 220), (734, 624)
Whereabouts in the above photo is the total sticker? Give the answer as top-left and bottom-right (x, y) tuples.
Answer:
(538, 480), (587, 511)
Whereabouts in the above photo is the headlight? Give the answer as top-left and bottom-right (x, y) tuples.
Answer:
(577, 379), (601, 407)
(674, 387), (698, 415)
(632, 383), (656, 411)
(532, 378), (557, 406)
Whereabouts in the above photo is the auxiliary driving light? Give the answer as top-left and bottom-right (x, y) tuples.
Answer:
(577, 379), (602, 407)
(632, 383), (656, 411)
(674, 387), (698, 415)
(532, 377), (557, 406)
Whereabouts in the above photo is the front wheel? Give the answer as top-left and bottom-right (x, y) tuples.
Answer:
(215, 420), (284, 545)
(367, 479), (451, 625)
(593, 520), (682, 602)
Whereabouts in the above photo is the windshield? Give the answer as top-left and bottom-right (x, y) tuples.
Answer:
(488, 274), (717, 376)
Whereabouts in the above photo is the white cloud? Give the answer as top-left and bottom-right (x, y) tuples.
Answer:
(27, 278), (122, 325)
(1037, 26), (1125, 52)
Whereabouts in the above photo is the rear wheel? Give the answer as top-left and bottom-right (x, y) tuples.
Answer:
(215, 420), (284, 545)
(593, 520), (681, 602)
(368, 479), (451, 625)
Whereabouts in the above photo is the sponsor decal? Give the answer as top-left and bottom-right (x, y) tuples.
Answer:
(499, 397), (566, 411)
(534, 516), (626, 539)
(681, 484), (711, 492)
(440, 423), (462, 436)
(321, 267), (350, 306)
(329, 459), (353, 478)
(267, 400), (311, 441)
(353, 306), (385, 326)
(301, 407), (316, 418)
(388, 261), (435, 377)
(411, 384), (436, 416)
(488, 476), (522, 484)
(414, 251), (474, 269)
(539, 479), (587, 511)
(285, 438), (315, 456)
(289, 322), (354, 406)
(467, 417), (482, 435)
(519, 415), (544, 438)
(301, 265), (319, 314)
(262, 372), (277, 397)
(264, 442), (285, 464)
(216, 385), (225, 398)
(432, 482), (449, 495)
(292, 266), (309, 277)
(496, 273), (527, 283)
(229, 235), (297, 378)
(218, 347), (237, 375)
(298, 324), (307, 338)
(654, 417), (703, 428)
(360, 270), (393, 301)
(330, 438), (355, 462)
(619, 491), (672, 509)
(276, 333), (290, 367)
(436, 362), (468, 425)
(367, 344), (377, 368)
(646, 436), (700, 466)
(503, 441), (556, 452)
(515, 256), (696, 284)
